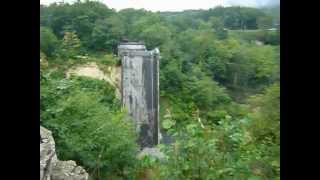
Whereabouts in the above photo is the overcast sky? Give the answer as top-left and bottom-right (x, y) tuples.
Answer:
(40, 0), (279, 12)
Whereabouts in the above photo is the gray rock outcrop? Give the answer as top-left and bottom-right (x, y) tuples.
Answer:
(40, 126), (89, 180)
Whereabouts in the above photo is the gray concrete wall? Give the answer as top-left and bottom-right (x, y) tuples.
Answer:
(118, 43), (159, 149)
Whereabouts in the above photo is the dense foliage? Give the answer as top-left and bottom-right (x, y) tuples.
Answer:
(40, 1), (280, 179)
(157, 83), (279, 180)
(40, 67), (139, 178)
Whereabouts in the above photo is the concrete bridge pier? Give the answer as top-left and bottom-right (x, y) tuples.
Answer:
(118, 42), (160, 149)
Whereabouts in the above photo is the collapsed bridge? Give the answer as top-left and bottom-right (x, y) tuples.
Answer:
(118, 42), (160, 149)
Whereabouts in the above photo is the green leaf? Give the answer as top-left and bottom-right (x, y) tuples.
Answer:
(225, 115), (232, 120)
(240, 117), (249, 124)
(162, 119), (175, 129)
(186, 124), (197, 135)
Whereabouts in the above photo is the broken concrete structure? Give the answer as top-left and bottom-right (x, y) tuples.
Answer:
(118, 42), (160, 149)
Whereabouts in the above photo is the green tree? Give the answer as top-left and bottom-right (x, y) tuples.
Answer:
(90, 15), (125, 52)
(60, 31), (82, 59)
(40, 26), (59, 57)
(118, 8), (149, 38)
(185, 67), (231, 109)
(224, 44), (279, 97)
(139, 23), (172, 49)
(160, 60), (185, 94)
(209, 16), (228, 39)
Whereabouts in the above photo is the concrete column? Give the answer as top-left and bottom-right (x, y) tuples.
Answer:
(118, 42), (160, 148)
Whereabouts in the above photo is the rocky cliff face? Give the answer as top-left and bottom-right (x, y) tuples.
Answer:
(40, 126), (89, 180)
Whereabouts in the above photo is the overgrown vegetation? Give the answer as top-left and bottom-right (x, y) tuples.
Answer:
(40, 1), (279, 179)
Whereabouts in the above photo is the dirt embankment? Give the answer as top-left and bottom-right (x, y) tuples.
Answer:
(66, 62), (121, 99)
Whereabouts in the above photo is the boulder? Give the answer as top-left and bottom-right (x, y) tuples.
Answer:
(51, 160), (88, 180)
(40, 126), (88, 180)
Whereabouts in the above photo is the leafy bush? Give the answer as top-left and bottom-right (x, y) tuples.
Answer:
(156, 83), (279, 180)
(41, 75), (139, 179)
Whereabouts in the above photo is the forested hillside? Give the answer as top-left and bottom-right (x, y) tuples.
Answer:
(40, 1), (280, 179)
